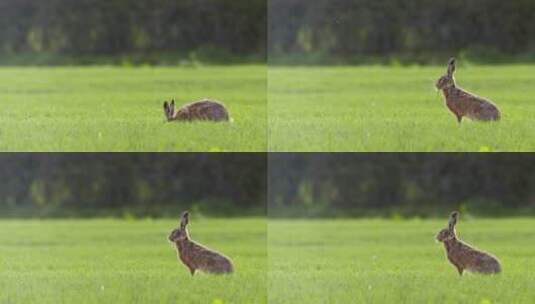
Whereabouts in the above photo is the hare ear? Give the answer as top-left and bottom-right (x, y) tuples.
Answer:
(171, 99), (175, 107)
(180, 211), (190, 229)
(447, 57), (456, 76)
(448, 211), (459, 232)
(163, 101), (169, 110)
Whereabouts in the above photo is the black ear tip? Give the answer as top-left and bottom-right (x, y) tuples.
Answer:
(449, 57), (456, 64)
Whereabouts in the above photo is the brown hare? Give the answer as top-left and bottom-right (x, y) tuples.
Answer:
(163, 99), (230, 122)
(168, 211), (234, 275)
(436, 211), (501, 275)
(436, 58), (501, 123)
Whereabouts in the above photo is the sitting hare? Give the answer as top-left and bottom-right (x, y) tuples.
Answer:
(163, 99), (230, 122)
(436, 58), (501, 123)
(168, 211), (234, 275)
(436, 211), (501, 275)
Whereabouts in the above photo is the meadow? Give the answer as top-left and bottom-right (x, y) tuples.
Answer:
(269, 64), (535, 151)
(0, 65), (266, 152)
(268, 218), (535, 303)
(0, 218), (266, 304)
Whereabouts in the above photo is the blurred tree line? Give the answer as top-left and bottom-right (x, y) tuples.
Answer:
(0, 154), (266, 218)
(0, 0), (266, 65)
(269, 0), (535, 64)
(269, 154), (535, 218)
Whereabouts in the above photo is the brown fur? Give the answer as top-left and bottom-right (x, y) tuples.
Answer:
(163, 99), (230, 122)
(436, 211), (501, 275)
(436, 58), (501, 123)
(168, 211), (234, 275)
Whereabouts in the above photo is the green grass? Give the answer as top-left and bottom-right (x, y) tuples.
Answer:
(4, 217), (533, 303)
(0, 65), (266, 152)
(269, 65), (535, 151)
(269, 218), (535, 303)
(0, 218), (266, 303)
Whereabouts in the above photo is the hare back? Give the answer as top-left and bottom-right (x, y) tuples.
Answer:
(466, 252), (501, 274)
(181, 242), (233, 274)
(466, 254), (501, 274)
(447, 242), (500, 274)
(197, 252), (234, 274)
(467, 102), (500, 121)
(446, 88), (500, 121)
(179, 100), (230, 122)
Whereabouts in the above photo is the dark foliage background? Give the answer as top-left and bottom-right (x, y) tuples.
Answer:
(0, 153), (266, 218)
(0, 0), (266, 65)
(5, 153), (535, 218)
(269, 0), (535, 64)
(269, 154), (535, 218)
(4, 1), (533, 65)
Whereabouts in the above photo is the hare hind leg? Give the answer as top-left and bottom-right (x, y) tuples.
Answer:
(455, 264), (464, 276)
(188, 266), (196, 276)
(455, 114), (463, 124)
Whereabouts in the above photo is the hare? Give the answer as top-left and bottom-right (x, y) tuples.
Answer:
(436, 211), (501, 275)
(163, 99), (230, 122)
(168, 211), (234, 275)
(436, 58), (501, 123)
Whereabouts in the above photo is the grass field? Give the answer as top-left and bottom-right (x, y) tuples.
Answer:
(0, 65), (266, 152)
(269, 218), (535, 303)
(0, 218), (266, 304)
(269, 65), (535, 151)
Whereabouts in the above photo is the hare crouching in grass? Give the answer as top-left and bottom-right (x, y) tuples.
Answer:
(163, 99), (230, 122)
(436, 58), (501, 123)
(168, 211), (234, 275)
(436, 211), (501, 275)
